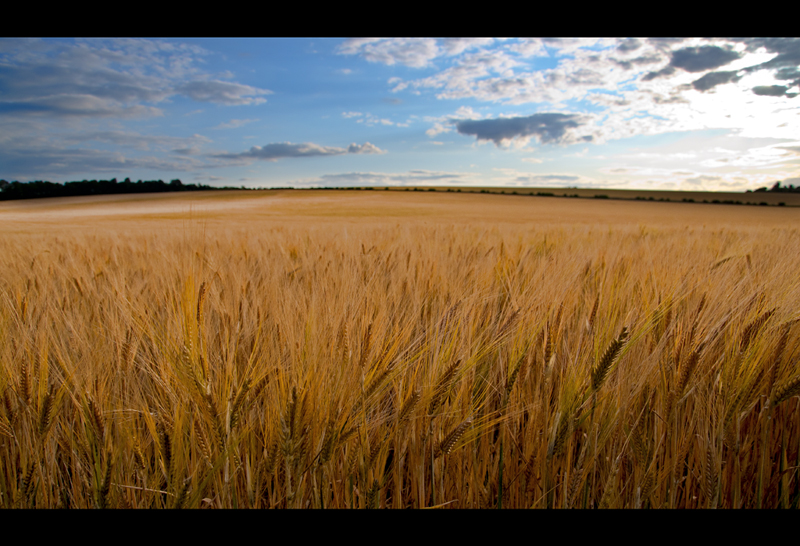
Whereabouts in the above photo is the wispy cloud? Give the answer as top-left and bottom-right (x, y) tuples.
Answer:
(213, 118), (260, 130)
(175, 80), (271, 105)
(0, 39), (272, 119)
(314, 169), (473, 187)
(213, 141), (385, 162)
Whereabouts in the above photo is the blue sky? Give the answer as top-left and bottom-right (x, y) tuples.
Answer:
(1, 37), (798, 191)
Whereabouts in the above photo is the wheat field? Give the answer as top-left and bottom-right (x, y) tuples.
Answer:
(1, 189), (799, 508)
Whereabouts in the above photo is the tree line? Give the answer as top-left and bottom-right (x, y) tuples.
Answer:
(748, 181), (800, 193)
(0, 178), (245, 201)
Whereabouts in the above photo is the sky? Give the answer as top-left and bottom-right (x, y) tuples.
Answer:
(1, 37), (799, 192)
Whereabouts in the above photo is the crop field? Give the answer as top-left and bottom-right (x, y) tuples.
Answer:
(1, 189), (800, 508)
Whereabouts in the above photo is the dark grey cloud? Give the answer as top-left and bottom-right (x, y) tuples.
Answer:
(740, 38), (800, 70)
(737, 39), (800, 97)
(213, 141), (385, 162)
(691, 70), (741, 91)
(172, 147), (200, 156)
(775, 67), (800, 81)
(669, 46), (741, 73)
(616, 39), (642, 53)
(752, 85), (798, 98)
(455, 113), (587, 146)
(642, 45), (741, 82)
(642, 66), (675, 81)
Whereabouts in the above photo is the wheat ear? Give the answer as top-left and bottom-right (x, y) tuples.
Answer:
(591, 327), (628, 392)
(774, 373), (800, 406)
(435, 417), (472, 458)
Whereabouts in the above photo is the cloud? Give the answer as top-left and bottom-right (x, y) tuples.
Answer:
(343, 111), (397, 126)
(439, 38), (496, 57)
(740, 38), (800, 72)
(777, 145), (800, 155)
(388, 39), (685, 107)
(616, 39), (643, 54)
(691, 70), (741, 91)
(336, 38), (440, 68)
(175, 80), (271, 105)
(0, 129), (212, 179)
(347, 142), (385, 154)
(508, 39), (548, 58)
(514, 174), (580, 184)
(0, 142), (206, 179)
(172, 147), (201, 156)
(642, 44), (741, 82)
(669, 45), (741, 73)
(0, 39), (273, 118)
(316, 169), (470, 187)
(752, 85), (798, 98)
(336, 38), (496, 70)
(0, 94), (164, 118)
(612, 53), (662, 71)
(213, 141), (385, 162)
(213, 118), (260, 129)
(685, 174), (723, 185)
(426, 122), (450, 137)
(455, 113), (588, 146)
(733, 39), (800, 98)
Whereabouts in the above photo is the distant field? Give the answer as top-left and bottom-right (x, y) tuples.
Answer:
(1, 190), (799, 508)
(1, 188), (798, 232)
(383, 186), (800, 207)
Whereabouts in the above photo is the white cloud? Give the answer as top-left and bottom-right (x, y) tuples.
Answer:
(336, 38), (440, 68)
(347, 142), (386, 154)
